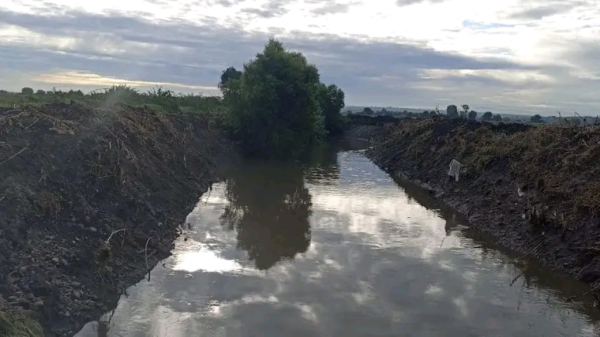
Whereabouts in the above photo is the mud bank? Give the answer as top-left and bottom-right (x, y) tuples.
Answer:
(367, 116), (600, 290)
(0, 103), (237, 336)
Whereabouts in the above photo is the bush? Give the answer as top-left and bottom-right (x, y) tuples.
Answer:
(21, 87), (34, 95)
(530, 114), (544, 123)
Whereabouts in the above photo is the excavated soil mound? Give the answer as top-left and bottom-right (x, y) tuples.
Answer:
(367, 116), (600, 288)
(0, 102), (236, 336)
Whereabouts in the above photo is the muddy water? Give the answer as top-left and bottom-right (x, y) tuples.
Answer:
(76, 142), (600, 337)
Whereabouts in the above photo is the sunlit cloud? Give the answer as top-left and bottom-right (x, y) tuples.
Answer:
(33, 71), (219, 93)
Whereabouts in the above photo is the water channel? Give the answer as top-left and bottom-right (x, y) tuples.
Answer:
(76, 140), (600, 336)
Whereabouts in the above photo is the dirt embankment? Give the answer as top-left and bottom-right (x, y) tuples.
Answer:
(0, 103), (236, 336)
(367, 116), (600, 287)
(342, 114), (399, 142)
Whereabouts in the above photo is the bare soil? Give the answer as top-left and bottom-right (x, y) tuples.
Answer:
(0, 102), (237, 336)
(367, 116), (600, 292)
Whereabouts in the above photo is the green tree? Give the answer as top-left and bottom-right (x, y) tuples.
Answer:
(21, 87), (34, 95)
(493, 114), (502, 121)
(219, 67), (242, 88)
(468, 110), (477, 120)
(460, 104), (469, 119)
(362, 107), (374, 116)
(219, 39), (326, 159)
(446, 105), (458, 118)
(482, 111), (493, 121)
(503, 117), (511, 122)
(35, 89), (46, 95)
(316, 83), (345, 136)
(68, 89), (84, 97)
(530, 114), (544, 123)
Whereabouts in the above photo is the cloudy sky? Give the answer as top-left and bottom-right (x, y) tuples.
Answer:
(1, 0), (599, 115)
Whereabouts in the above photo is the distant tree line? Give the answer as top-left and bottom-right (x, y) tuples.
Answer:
(16, 87), (85, 97)
(349, 103), (550, 125)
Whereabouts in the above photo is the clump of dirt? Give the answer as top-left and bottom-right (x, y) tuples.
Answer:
(367, 116), (600, 287)
(0, 102), (236, 336)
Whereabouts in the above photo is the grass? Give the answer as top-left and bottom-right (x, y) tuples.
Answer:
(0, 85), (227, 116)
(0, 309), (43, 337)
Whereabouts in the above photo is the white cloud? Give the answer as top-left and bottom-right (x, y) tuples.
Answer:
(0, 0), (599, 114)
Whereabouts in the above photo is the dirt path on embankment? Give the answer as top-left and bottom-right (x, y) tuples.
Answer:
(366, 116), (600, 292)
(0, 103), (237, 336)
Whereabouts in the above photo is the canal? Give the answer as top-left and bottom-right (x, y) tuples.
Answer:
(76, 140), (600, 337)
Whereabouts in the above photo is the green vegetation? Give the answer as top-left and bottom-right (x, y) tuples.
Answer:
(530, 114), (544, 123)
(362, 107), (374, 116)
(0, 85), (225, 115)
(20, 87), (33, 95)
(468, 110), (477, 120)
(0, 309), (43, 337)
(460, 104), (469, 119)
(2, 39), (348, 162)
(446, 104), (458, 118)
(218, 39), (345, 159)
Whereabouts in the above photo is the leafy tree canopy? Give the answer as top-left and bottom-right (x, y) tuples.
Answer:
(468, 110), (477, 120)
(530, 114), (544, 123)
(21, 87), (34, 95)
(446, 105), (458, 118)
(482, 111), (493, 121)
(219, 39), (345, 159)
(316, 83), (345, 136)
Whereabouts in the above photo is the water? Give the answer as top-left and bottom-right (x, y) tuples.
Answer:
(76, 142), (600, 337)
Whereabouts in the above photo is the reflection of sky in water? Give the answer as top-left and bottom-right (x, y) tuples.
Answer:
(76, 151), (600, 337)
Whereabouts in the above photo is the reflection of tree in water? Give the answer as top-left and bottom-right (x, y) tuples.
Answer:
(303, 143), (340, 183)
(220, 162), (313, 270)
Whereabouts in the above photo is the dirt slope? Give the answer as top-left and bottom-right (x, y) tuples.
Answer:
(0, 102), (236, 336)
(367, 116), (600, 289)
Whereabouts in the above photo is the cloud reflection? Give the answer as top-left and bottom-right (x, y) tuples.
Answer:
(172, 241), (242, 273)
(75, 148), (600, 337)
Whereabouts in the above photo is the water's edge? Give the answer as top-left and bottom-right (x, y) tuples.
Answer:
(365, 147), (600, 305)
(75, 145), (600, 336)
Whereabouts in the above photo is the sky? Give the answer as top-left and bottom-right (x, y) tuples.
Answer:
(0, 0), (599, 115)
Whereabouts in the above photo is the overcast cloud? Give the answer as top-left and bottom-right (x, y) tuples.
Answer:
(0, 0), (599, 114)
